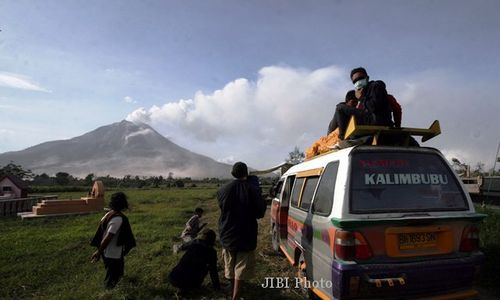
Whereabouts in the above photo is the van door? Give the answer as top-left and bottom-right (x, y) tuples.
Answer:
(279, 175), (295, 240)
(297, 175), (320, 279)
(309, 161), (340, 298)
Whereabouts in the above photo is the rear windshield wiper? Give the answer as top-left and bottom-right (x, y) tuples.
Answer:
(401, 213), (431, 217)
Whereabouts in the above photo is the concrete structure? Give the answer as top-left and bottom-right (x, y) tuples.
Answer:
(461, 176), (482, 195)
(0, 175), (28, 199)
(481, 176), (500, 197)
(1, 195), (57, 217)
(20, 181), (104, 219)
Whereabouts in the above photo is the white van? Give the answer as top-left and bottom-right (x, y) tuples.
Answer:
(270, 123), (485, 299)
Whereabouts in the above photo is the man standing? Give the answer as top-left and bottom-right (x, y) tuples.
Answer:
(218, 162), (266, 300)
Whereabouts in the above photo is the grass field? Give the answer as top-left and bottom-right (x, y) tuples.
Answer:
(0, 187), (301, 300)
(0, 188), (499, 299)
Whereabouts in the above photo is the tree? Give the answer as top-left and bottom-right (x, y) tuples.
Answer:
(55, 172), (71, 185)
(174, 179), (185, 188)
(84, 173), (94, 186)
(134, 176), (145, 188)
(151, 176), (163, 188)
(471, 162), (485, 176)
(286, 146), (305, 164)
(120, 175), (133, 188)
(167, 172), (174, 182)
(0, 162), (34, 180)
(32, 173), (53, 185)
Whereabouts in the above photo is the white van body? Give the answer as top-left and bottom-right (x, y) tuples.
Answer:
(270, 145), (484, 299)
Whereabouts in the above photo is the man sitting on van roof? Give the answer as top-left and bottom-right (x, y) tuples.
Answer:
(350, 67), (394, 127)
(327, 90), (359, 139)
(328, 89), (403, 140)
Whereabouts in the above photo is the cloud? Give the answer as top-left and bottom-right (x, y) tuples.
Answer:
(126, 65), (500, 170)
(217, 156), (236, 164)
(126, 107), (150, 123)
(0, 72), (51, 92)
(125, 65), (351, 168)
(128, 65), (348, 144)
(124, 96), (137, 103)
(386, 69), (500, 169)
(0, 129), (15, 135)
(0, 129), (15, 149)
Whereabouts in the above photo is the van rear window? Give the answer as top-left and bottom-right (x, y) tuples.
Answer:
(350, 151), (469, 213)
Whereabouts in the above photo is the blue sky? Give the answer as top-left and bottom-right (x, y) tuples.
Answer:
(1, 0), (499, 173)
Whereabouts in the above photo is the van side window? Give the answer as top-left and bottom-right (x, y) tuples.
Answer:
(312, 161), (339, 216)
(299, 176), (319, 211)
(290, 177), (304, 208)
(271, 180), (284, 198)
(282, 175), (295, 207)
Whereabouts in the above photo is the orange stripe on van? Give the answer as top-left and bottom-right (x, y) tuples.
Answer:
(327, 227), (337, 255)
(280, 245), (295, 264)
(311, 287), (331, 300)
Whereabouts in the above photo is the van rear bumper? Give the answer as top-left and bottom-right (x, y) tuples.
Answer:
(330, 253), (484, 299)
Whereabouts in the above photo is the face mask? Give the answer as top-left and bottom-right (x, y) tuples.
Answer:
(354, 78), (368, 90)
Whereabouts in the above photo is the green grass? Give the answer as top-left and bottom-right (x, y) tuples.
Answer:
(0, 187), (301, 300)
(476, 206), (500, 297)
(1, 189), (499, 299)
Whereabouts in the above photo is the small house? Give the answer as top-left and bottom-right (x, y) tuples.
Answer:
(0, 175), (28, 199)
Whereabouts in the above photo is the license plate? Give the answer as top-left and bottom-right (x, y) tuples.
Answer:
(399, 232), (437, 250)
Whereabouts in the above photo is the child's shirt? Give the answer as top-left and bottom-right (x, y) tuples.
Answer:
(181, 214), (200, 239)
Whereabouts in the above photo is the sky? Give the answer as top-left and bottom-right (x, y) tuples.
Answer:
(1, 0), (499, 173)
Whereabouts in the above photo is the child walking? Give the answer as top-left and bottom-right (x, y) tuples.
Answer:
(91, 192), (136, 288)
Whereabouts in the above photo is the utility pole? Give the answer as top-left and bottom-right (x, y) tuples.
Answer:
(491, 141), (500, 176)
(485, 141), (500, 204)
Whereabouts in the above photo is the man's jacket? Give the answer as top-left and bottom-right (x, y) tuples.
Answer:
(359, 80), (393, 126)
(169, 239), (220, 290)
(218, 179), (266, 252)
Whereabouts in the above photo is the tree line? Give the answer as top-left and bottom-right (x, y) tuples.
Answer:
(0, 162), (277, 191)
(0, 162), (230, 189)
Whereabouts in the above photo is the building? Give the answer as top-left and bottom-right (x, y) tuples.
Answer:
(0, 175), (28, 199)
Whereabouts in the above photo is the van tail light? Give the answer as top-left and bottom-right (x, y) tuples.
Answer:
(335, 231), (355, 260)
(354, 232), (373, 259)
(460, 225), (480, 252)
(335, 230), (373, 260)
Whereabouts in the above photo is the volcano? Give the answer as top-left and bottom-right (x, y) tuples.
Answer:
(0, 120), (233, 178)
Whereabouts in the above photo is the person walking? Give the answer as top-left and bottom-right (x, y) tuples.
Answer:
(218, 162), (267, 300)
(91, 192), (136, 289)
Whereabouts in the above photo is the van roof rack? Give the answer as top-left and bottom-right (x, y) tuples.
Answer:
(344, 116), (441, 146)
